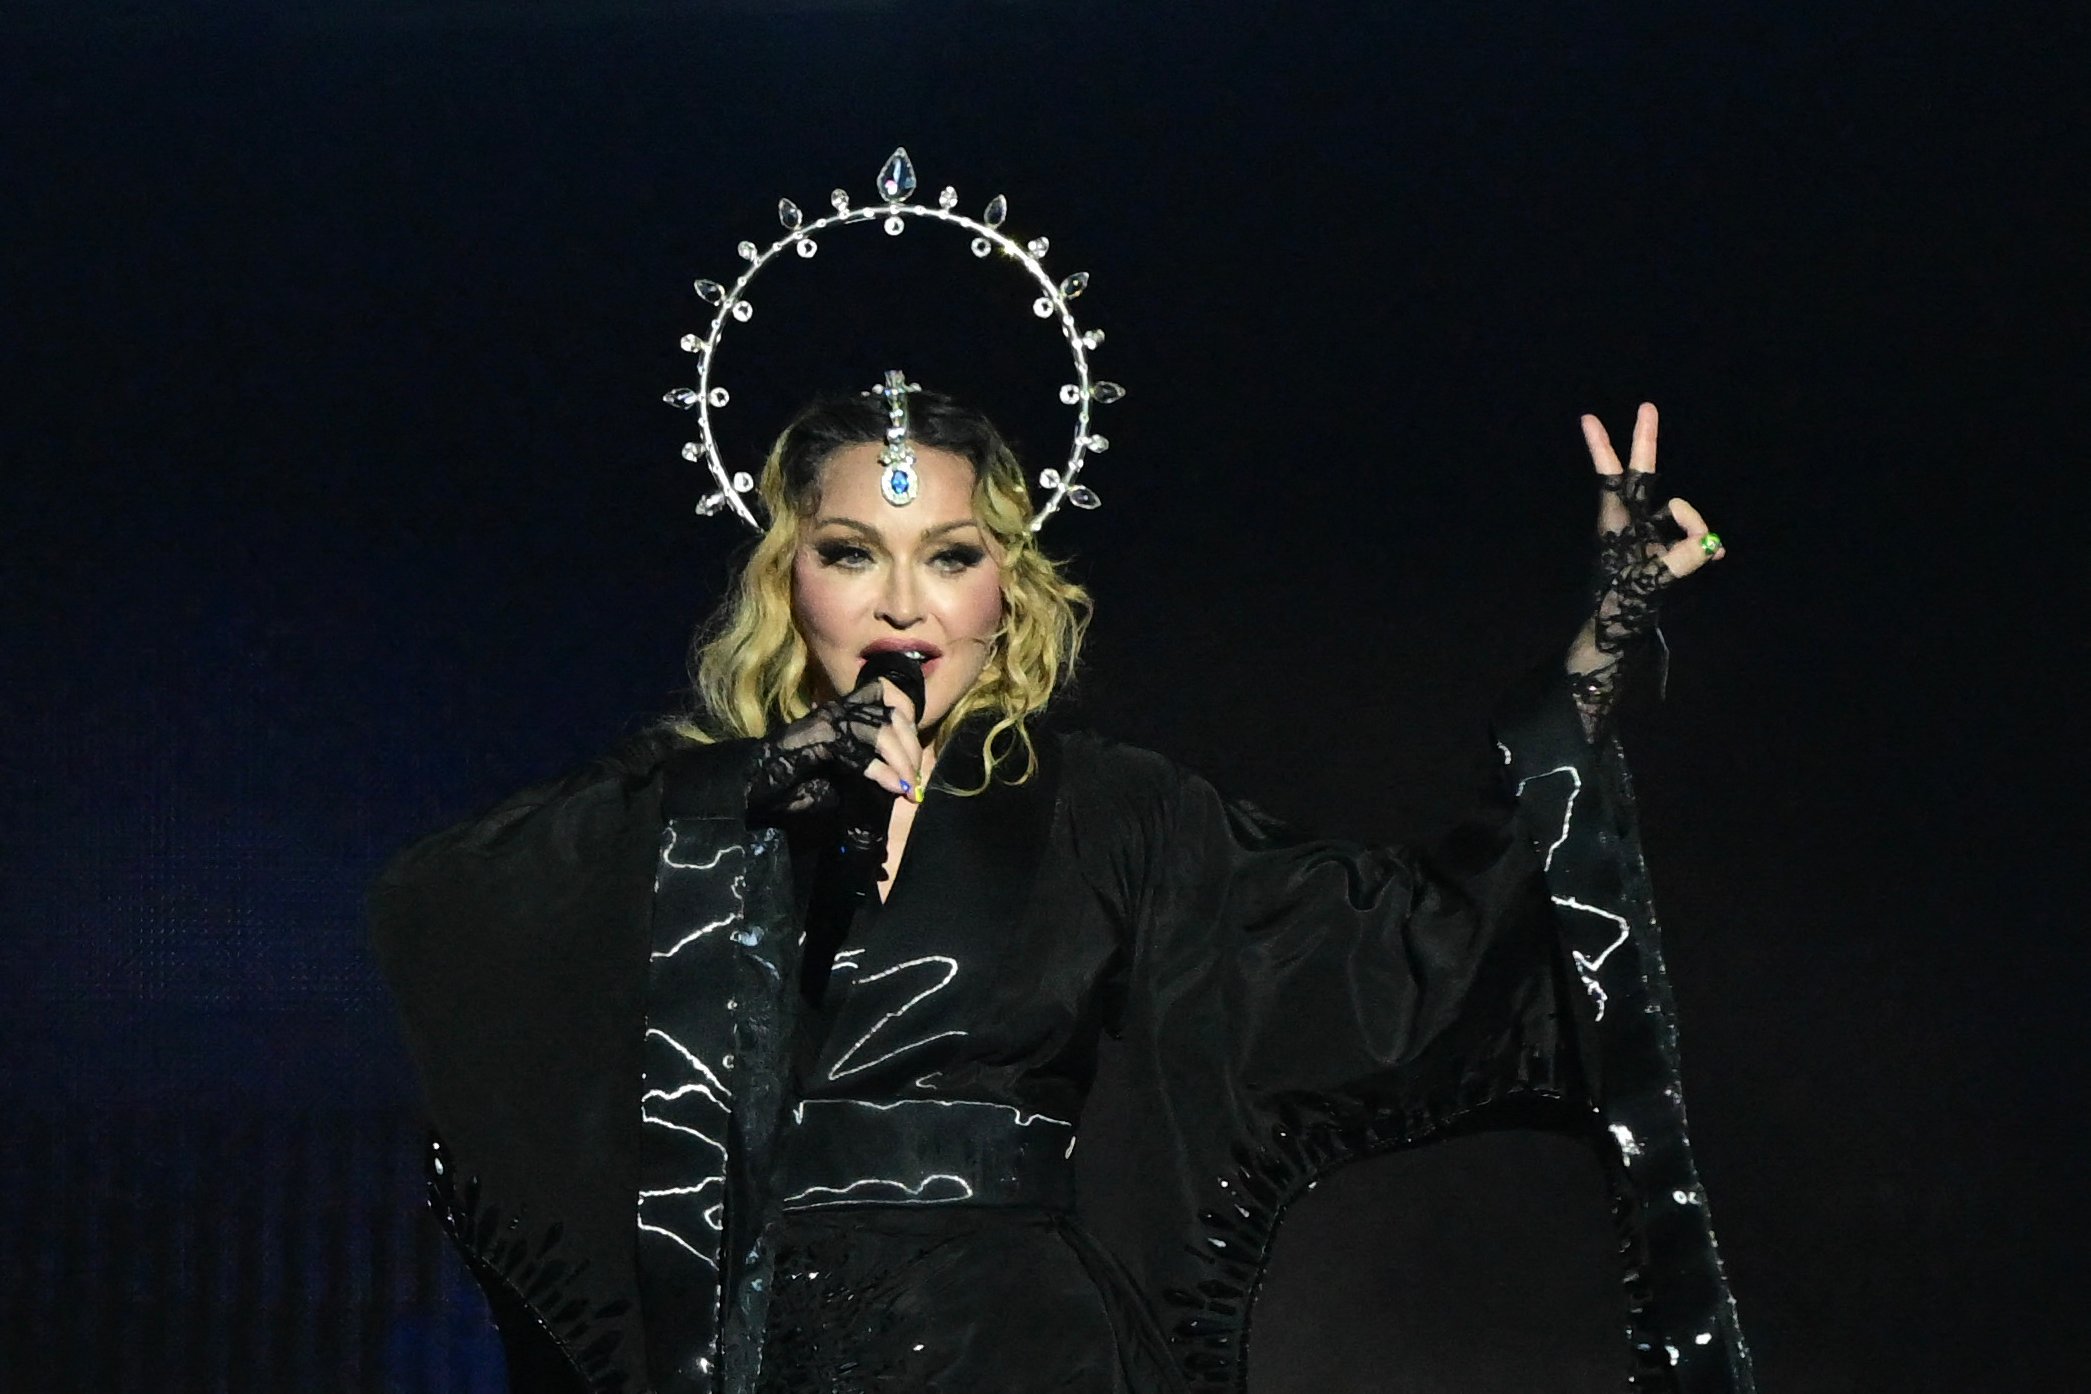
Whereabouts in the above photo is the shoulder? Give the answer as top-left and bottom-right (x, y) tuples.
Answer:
(374, 729), (685, 888)
(1051, 728), (1185, 798)
(368, 727), (764, 962)
(1045, 728), (1220, 851)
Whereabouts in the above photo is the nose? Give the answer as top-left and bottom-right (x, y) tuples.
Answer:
(875, 564), (923, 631)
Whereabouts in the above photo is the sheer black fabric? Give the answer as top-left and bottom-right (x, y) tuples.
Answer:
(1566, 469), (1691, 740)
(747, 682), (894, 818)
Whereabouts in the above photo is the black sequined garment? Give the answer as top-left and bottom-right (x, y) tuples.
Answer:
(371, 665), (1753, 1394)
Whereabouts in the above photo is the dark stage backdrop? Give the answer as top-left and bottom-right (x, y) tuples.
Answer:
(3, 1), (2079, 1390)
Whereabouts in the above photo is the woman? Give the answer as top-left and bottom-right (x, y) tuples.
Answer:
(371, 387), (1730, 1394)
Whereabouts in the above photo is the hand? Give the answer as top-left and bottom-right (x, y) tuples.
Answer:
(1565, 402), (1726, 737)
(746, 677), (926, 818)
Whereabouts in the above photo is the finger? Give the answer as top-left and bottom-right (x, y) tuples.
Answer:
(1628, 401), (1659, 474)
(1582, 415), (1635, 533)
(843, 677), (897, 734)
(878, 679), (924, 774)
(1658, 496), (1726, 578)
(1580, 414), (1624, 475)
(860, 755), (909, 798)
(874, 723), (921, 798)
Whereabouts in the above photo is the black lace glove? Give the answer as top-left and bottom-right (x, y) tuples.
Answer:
(1565, 405), (1725, 740)
(746, 683), (894, 818)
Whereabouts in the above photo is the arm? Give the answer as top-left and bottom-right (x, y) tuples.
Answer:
(1563, 403), (1727, 742)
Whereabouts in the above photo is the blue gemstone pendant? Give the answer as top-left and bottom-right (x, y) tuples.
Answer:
(880, 457), (919, 506)
(866, 369), (923, 506)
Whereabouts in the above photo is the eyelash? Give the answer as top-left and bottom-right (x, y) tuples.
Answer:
(813, 541), (986, 574)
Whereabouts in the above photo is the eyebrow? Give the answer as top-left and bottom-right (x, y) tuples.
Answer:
(811, 517), (984, 542)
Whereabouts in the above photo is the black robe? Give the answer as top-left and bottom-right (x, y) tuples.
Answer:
(369, 666), (1751, 1394)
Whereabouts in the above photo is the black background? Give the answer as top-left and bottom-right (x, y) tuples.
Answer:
(4, 1), (2082, 1389)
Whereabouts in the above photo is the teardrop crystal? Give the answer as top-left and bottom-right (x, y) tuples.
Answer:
(970, 237), (992, 257)
(709, 387), (731, 407)
(737, 240), (758, 261)
(1068, 485), (1102, 509)
(1026, 236), (1050, 259)
(1084, 434), (1111, 453)
(1060, 272), (1089, 299)
(694, 279), (726, 305)
(1081, 329), (1106, 350)
(985, 194), (1008, 227)
(731, 470), (754, 492)
(679, 333), (703, 353)
(1059, 384), (1082, 405)
(664, 388), (700, 409)
(1033, 297), (1054, 319)
(778, 198), (803, 230)
(681, 441), (703, 461)
(695, 492), (728, 516)
(885, 215), (905, 236)
(796, 238), (819, 258)
(1037, 468), (1062, 490)
(1090, 381), (1126, 404)
(731, 300), (754, 322)
(830, 188), (851, 213)
(878, 147), (917, 202)
(938, 186), (958, 210)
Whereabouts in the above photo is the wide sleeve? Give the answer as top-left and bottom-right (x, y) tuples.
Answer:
(368, 729), (756, 1394)
(1076, 664), (1748, 1393)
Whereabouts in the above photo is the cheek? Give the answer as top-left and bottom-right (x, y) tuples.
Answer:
(791, 558), (854, 643)
(946, 566), (1005, 645)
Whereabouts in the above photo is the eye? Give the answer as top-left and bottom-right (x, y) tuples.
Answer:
(813, 539), (875, 569)
(930, 543), (987, 574)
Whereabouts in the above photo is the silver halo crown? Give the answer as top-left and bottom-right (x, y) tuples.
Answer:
(664, 147), (1122, 533)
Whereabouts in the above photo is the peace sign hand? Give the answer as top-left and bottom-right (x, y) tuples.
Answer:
(1564, 402), (1726, 739)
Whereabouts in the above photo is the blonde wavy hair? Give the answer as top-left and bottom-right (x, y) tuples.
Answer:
(661, 389), (1091, 790)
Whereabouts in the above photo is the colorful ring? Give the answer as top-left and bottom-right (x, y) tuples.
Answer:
(1700, 532), (1723, 557)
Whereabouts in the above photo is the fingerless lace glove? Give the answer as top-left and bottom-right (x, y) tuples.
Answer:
(745, 683), (892, 818)
(1567, 470), (1685, 740)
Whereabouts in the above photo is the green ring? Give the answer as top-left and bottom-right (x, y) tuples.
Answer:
(1700, 531), (1723, 557)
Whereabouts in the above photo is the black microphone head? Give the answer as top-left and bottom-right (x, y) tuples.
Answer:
(855, 650), (926, 724)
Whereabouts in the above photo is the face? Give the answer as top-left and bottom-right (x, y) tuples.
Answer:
(791, 440), (1005, 732)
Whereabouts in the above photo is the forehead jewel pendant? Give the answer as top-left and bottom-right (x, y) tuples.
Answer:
(867, 369), (922, 507)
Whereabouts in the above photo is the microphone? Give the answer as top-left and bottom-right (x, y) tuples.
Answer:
(854, 649), (927, 731)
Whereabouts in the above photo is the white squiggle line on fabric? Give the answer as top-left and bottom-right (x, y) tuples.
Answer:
(1514, 764), (1583, 870)
(825, 955), (969, 1080)
(653, 914), (737, 960)
(662, 830), (740, 873)
(790, 1097), (1072, 1130)
(1552, 894), (1631, 1022)
(638, 1182), (725, 1266)
(638, 1220), (716, 1265)
(643, 1080), (729, 1109)
(646, 1029), (733, 1100)
(777, 1173), (974, 1207)
(1496, 740), (1513, 766)
(641, 1111), (730, 1158)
